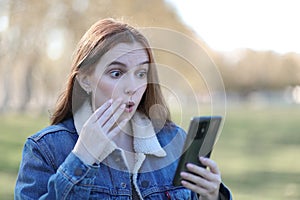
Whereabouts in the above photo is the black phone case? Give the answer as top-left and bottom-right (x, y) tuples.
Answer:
(173, 116), (222, 186)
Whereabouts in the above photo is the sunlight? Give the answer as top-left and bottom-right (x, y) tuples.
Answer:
(166, 0), (300, 54)
(292, 86), (300, 104)
(46, 28), (65, 60)
(0, 15), (9, 32)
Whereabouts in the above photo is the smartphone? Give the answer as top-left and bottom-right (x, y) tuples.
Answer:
(173, 116), (222, 186)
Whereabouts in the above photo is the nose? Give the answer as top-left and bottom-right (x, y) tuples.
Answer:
(124, 88), (135, 95)
(123, 76), (137, 96)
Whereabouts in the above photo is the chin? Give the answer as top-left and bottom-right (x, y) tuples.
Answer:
(119, 112), (134, 122)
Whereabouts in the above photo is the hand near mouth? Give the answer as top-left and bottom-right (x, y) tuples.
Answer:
(73, 98), (130, 164)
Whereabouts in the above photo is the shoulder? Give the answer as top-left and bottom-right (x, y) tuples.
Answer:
(29, 118), (77, 142)
(28, 117), (78, 151)
(24, 118), (78, 168)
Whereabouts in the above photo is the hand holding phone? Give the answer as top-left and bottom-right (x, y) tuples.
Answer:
(173, 116), (222, 186)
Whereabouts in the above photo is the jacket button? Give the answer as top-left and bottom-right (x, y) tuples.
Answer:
(141, 180), (149, 188)
(121, 182), (127, 188)
(74, 168), (83, 176)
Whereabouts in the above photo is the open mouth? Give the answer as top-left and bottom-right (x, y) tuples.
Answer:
(125, 101), (135, 112)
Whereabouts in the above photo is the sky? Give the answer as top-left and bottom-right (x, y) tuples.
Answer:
(166, 0), (300, 54)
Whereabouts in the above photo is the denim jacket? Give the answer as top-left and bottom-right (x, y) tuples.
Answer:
(15, 118), (232, 200)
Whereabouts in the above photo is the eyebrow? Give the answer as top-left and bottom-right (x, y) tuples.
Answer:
(108, 60), (150, 68)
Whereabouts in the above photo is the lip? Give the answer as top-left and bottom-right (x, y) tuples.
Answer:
(125, 101), (135, 113)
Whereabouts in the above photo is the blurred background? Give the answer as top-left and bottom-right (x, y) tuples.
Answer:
(0, 0), (299, 199)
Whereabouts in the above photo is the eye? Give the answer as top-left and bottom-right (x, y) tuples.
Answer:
(136, 70), (148, 79)
(109, 70), (123, 78)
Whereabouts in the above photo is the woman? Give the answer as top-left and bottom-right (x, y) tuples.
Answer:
(15, 18), (232, 200)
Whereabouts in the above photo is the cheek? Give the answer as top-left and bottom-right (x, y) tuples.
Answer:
(93, 80), (116, 108)
(136, 85), (147, 100)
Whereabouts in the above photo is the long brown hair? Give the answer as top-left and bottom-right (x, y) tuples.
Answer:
(50, 19), (170, 124)
(50, 18), (170, 125)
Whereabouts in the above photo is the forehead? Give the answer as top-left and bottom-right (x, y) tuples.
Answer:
(101, 42), (149, 64)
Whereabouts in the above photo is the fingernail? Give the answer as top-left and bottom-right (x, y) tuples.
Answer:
(120, 104), (126, 108)
(181, 180), (187, 185)
(186, 163), (193, 168)
(200, 157), (207, 162)
(180, 172), (187, 177)
(187, 163), (197, 170)
(108, 99), (113, 103)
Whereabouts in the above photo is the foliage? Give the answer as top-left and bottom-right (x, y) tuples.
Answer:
(214, 50), (300, 92)
(1, 0), (299, 112)
(0, 0), (197, 112)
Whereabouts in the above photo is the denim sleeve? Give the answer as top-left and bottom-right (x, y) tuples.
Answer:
(219, 183), (233, 200)
(192, 183), (232, 200)
(15, 138), (99, 200)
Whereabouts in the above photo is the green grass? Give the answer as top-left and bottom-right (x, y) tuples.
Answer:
(212, 105), (300, 200)
(1, 105), (300, 199)
(0, 113), (49, 200)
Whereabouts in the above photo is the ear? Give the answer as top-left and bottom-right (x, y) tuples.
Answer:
(76, 73), (92, 94)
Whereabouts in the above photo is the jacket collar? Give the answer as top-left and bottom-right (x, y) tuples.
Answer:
(73, 100), (166, 157)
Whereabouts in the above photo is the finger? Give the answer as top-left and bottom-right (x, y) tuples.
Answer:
(89, 99), (113, 123)
(180, 172), (220, 195)
(186, 162), (221, 184)
(181, 179), (207, 195)
(99, 98), (123, 126)
(200, 157), (221, 175)
(107, 118), (130, 139)
(185, 163), (211, 180)
(180, 171), (210, 187)
(102, 103), (126, 132)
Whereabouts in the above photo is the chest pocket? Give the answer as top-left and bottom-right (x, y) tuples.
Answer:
(143, 187), (194, 200)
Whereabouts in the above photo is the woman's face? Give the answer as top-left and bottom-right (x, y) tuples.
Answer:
(89, 42), (149, 121)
